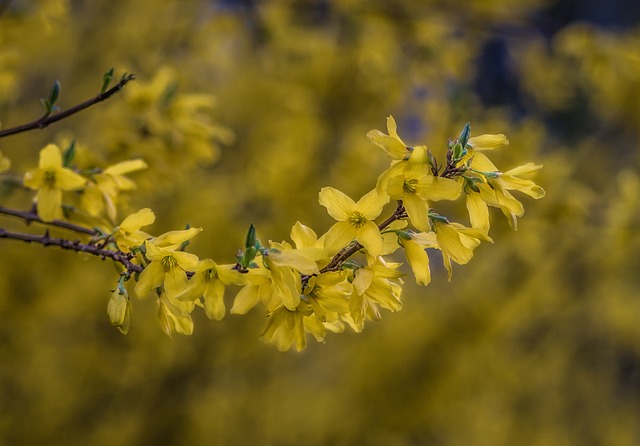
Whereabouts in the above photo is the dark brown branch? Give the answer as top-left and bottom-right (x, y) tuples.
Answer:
(0, 228), (143, 274)
(0, 206), (97, 236)
(0, 74), (135, 139)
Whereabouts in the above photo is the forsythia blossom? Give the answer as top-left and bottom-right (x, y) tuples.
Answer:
(23, 144), (86, 221)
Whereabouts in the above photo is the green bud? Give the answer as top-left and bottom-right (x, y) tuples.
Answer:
(458, 122), (471, 148)
(245, 223), (256, 249)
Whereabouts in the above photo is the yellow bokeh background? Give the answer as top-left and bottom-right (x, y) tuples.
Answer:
(1, 0), (640, 444)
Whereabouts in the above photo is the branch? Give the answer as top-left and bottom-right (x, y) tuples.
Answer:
(0, 205), (97, 236)
(0, 228), (143, 274)
(0, 74), (135, 139)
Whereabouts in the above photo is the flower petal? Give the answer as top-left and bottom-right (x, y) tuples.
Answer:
(356, 221), (384, 257)
(318, 187), (354, 221)
(356, 188), (389, 220)
(403, 239), (431, 286)
(135, 261), (164, 298)
(36, 188), (62, 222)
(403, 193), (430, 232)
(39, 144), (62, 170)
(120, 208), (156, 233)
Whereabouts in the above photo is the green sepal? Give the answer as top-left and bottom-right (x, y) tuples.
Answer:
(428, 211), (450, 225)
(463, 176), (482, 193)
(451, 142), (467, 162)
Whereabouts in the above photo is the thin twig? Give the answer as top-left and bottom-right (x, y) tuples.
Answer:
(0, 228), (143, 274)
(0, 205), (97, 236)
(0, 74), (135, 139)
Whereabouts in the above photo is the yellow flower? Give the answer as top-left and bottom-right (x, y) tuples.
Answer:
(260, 303), (312, 352)
(0, 151), (10, 172)
(107, 287), (132, 335)
(23, 144), (86, 221)
(460, 134), (508, 172)
(157, 294), (194, 337)
(318, 187), (390, 256)
(366, 115), (412, 160)
(432, 220), (493, 280)
(466, 163), (545, 230)
(387, 145), (461, 231)
(179, 259), (246, 321)
(113, 208), (155, 251)
(230, 266), (273, 315)
(350, 257), (403, 324)
(399, 231), (438, 286)
(135, 236), (201, 301)
(303, 271), (352, 324)
(81, 159), (147, 221)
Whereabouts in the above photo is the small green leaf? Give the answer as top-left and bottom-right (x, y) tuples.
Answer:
(101, 68), (114, 94)
(245, 223), (256, 249)
(48, 80), (61, 107)
(62, 139), (76, 167)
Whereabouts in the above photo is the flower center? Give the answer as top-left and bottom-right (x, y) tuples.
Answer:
(44, 170), (56, 187)
(348, 211), (367, 228)
(403, 178), (417, 194)
(161, 255), (178, 272)
(205, 268), (219, 281)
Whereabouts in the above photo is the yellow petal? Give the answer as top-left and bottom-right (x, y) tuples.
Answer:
(323, 222), (357, 253)
(353, 267), (374, 295)
(417, 176), (461, 201)
(356, 188), (389, 220)
(403, 193), (430, 232)
(318, 187), (354, 221)
(38, 144), (62, 170)
(173, 251), (200, 271)
(55, 168), (86, 190)
(468, 134), (509, 151)
(120, 208), (156, 233)
(153, 227), (203, 249)
(135, 261), (164, 298)
(403, 239), (431, 286)
(290, 221), (318, 249)
(203, 280), (226, 320)
(23, 169), (44, 190)
(356, 221), (384, 257)
(103, 159), (148, 175)
(164, 266), (190, 301)
(466, 192), (490, 232)
(268, 249), (319, 275)
(366, 130), (408, 160)
(81, 183), (104, 216)
(434, 221), (473, 265)
(230, 285), (261, 314)
(36, 187), (62, 221)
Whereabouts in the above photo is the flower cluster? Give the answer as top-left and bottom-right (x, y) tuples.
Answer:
(95, 116), (544, 350)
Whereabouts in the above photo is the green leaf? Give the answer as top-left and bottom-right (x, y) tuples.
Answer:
(101, 68), (114, 94)
(62, 139), (76, 168)
(245, 223), (256, 249)
(48, 80), (61, 107)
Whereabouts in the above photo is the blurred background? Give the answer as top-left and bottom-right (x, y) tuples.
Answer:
(1, 0), (640, 444)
